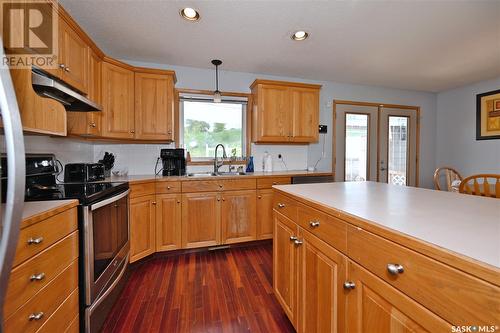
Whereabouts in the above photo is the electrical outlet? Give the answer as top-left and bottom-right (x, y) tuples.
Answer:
(319, 125), (327, 133)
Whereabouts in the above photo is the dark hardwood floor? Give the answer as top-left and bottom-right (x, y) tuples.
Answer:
(101, 244), (295, 333)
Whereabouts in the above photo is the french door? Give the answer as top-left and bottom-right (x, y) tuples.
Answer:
(334, 101), (419, 187)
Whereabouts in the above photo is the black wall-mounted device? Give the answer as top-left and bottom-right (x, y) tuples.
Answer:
(319, 125), (328, 133)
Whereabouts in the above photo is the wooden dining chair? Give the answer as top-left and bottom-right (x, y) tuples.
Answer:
(433, 167), (463, 192)
(459, 174), (500, 198)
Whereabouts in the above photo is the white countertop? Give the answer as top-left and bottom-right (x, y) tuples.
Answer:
(21, 200), (76, 220)
(274, 182), (500, 268)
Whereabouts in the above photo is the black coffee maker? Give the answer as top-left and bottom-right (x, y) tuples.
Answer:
(160, 148), (186, 176)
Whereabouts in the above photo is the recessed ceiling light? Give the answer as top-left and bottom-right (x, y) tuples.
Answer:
(180, 7), (200, 21)
(291, 30), (309, 41)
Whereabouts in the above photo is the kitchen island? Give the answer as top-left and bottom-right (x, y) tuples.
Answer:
(272, 181), (499, 333)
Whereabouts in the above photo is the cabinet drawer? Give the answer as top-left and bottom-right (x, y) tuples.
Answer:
(5, 231), (78, 318)
(257, 177), (291, 189)
(347, 225), (500, 326)
(273, 192), (297, 222)
(156, 180), (181, 193)
(220, 178), (256, 191)
(297, 206), (347, 253)
(14, 208), (77, 267)
(4, 259), (78, 333)
(182, 180), (221, 193)
(36, 288), (79, 333)
(130, 182), (155, 198)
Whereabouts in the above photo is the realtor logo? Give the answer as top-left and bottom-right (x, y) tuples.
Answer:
(1, 0), (58, 68)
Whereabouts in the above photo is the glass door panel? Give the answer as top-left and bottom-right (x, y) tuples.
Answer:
(334, 104), (378, 182)
(387, 116), (409, 186)
(345, 113), (369, 181)
(379, 108), (418, 187)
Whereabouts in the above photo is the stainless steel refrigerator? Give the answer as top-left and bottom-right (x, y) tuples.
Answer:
(0, 38), (26, 331)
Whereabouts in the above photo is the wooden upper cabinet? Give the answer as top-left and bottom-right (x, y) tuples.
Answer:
(101, 61), (135, 139)
(134, 71), (175, 140)
(254, 84), (290, 142)
(9, 69), (67, 136)
(346, 261), (451, 333)
(290, 87), (319, 142)
(58, 19), (89, 94)
(221, 190), (257, 244)
(250, 80), (321, 144)
(67, 50), (101, 136)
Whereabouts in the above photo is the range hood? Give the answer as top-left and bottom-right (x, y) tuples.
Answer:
(31, 68), (101, 112)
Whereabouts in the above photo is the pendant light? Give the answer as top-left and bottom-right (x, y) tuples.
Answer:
(211, 59), (222, 103)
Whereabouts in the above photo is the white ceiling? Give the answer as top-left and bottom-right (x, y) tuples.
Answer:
(60, 0), (500, 92)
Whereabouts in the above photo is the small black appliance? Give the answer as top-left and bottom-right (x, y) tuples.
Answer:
(160, 148), (186, 176)
(64, 163), (105, 183)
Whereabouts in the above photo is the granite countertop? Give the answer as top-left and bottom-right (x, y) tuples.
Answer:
(274, 181), (500, 269)
(106, 170), (332, 184)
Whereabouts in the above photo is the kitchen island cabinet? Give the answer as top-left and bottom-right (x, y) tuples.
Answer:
(272, 182), (500, 332)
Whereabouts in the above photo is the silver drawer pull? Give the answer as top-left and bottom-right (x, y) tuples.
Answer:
(27, 237), (43, 245)
(343, 281), (356, 290)
(289, 236), (298, 241)
(29, 273), (46, 282)
(294, 239), (303, 246)
(309, 221), (320, 228)
(277, 203), (285, 208)
(28, 312), (44, 321)
(387, 263), (404, 275)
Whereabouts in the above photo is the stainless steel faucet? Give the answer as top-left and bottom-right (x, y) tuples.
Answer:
(214, 144), (227, 174)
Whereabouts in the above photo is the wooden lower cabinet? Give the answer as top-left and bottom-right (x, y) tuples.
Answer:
(256, 189), (274, 239)
(297, 229), (347, 333)
(346, 261), (451, 333)
(221, 190), (257, 244)
(273, 212), (298, 326)
(156, 193), (182, 251)
(130, 194), (156, 262)
(181, 192), (221, 248)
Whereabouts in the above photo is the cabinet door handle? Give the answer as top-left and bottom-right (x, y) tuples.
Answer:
(343, 281), (356, 290)
(28, 312), (44, 321)
(130, 130), (135, 134)
(387, 263), (404, 275)
(167, 130), (172, 134)
(27, 237), (43, 245)
(177, 200), (181, 204)
(217, 197), (221, 202)
(152, 201), (157, 205)
(89, 122), (96, 128)
(293, 239), (303, 246)
(167, 186), (171, 190)
(277, 203), (285, 208)
(59, 63), (66, 69)
(272, 182), (278, 185)
(29, 273), (45, 282)
(64, 67), (70, 72)
(289, 236), (298, 241)
(309, 221), (320, 228)
(257, 195), (262, 199)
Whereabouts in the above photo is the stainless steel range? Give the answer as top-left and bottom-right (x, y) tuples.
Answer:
(2, 154), (130, 333)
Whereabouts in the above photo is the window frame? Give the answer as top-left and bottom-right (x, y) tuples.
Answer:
(175, 89), (252, 165)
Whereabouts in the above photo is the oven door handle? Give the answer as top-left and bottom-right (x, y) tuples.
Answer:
(90, 189), (130, 211)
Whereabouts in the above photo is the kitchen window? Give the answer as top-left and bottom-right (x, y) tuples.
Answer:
(179, 92), (248, 163)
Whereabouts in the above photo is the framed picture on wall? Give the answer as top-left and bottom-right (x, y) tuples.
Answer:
(476, 89), (500, 140)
